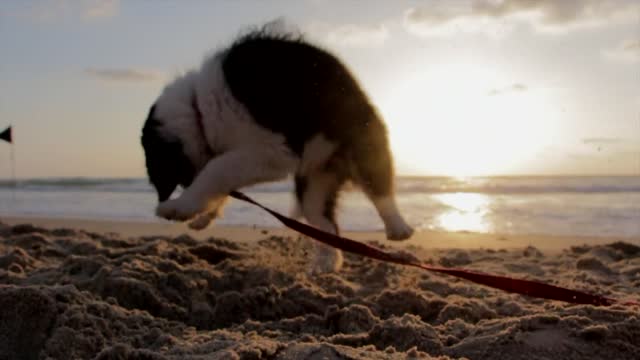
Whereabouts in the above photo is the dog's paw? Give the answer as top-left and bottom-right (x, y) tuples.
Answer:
(187, 197), (228, 230)
(386, 218), (414, 241)
(156, 196), (204, 222)
(187, 206), (224, 230)
(308, 247), (344, 275)
(188, 213), (214, 230)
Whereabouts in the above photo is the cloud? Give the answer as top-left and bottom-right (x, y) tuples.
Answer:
(307, 22), (390, 48)
(0, 0), (68, 22)
(2, 0), (118, 22)
(472, 0), (638, 30)
(404, 3), (467, 27)
(85, 68), (163, 83)
(404, 0), (639, 37)
(82, 0), (118, 19)
(603, 39), (640, 63)
(487, 83), (528, 96)
(582, 137), (623, 145)
(582, 137), (625, 153)
(563, 149), (639, 174)
(404, 4), (512, 37)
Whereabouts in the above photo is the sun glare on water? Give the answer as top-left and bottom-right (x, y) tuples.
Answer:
(433, 192), (492, 233)
(382, 63), (559, 177)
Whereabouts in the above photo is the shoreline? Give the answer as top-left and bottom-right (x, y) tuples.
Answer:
(2, 215), (637, 251)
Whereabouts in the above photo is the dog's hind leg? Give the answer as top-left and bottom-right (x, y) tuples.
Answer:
(351, 122), (414, 241)
(296, 172), (345, 274)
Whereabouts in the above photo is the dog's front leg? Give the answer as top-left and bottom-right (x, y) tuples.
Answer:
(156, 148), (295, 223)
(187, 198), (229, 230)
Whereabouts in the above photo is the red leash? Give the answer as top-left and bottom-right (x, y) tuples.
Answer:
(230, 191), (638, 307)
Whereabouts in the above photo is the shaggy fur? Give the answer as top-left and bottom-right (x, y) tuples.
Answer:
(141, 30), (413, 273)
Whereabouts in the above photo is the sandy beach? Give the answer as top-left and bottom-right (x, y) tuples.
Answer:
(1, 217), (639, 359)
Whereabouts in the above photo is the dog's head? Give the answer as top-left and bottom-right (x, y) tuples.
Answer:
(141, 105), (195, 202)
(141, 73), (207, 202)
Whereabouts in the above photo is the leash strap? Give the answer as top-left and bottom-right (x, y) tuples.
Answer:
(229, 191), (638, 307)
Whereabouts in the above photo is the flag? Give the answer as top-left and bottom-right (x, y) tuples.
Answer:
(0, 126), (11, 144)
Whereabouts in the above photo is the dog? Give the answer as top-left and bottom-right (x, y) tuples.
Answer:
(141, 29), (414, 273)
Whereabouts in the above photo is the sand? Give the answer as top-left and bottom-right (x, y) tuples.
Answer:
(1, 218), (639, 359)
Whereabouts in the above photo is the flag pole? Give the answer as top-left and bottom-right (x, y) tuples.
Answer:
(10, 141), (16, 200)
(0, 125), (15, 201)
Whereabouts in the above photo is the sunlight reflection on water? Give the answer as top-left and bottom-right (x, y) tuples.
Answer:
(433, 192), (492, 233)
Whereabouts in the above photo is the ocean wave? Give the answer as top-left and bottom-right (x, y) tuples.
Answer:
(0, 178), (153, 193)
(395, 176), (640, 194)
(0, 176), (639, 194)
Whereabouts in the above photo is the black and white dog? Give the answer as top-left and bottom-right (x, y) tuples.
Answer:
(141, 30), (413, 273)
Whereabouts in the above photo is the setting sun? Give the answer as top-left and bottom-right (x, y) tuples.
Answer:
(382, 63), (559, 176)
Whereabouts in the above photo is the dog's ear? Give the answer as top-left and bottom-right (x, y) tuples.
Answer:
(141, 105), (195, 202)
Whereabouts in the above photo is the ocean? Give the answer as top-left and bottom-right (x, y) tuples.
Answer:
(1, 176), (639, 238)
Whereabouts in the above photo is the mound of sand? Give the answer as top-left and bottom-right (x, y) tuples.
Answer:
(0, 221), (638, 359)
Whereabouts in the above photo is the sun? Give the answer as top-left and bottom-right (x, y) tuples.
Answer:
(381, 63), (559, 177)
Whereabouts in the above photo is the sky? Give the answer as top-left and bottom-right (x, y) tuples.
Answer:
(0, 0), (638, 178)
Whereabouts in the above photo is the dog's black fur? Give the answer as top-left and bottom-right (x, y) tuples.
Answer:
(223, 32), (393, 203)
(141, 105), (195, 201)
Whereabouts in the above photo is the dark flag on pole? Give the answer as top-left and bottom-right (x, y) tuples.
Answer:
(1, 125), (16, 195)
(0, 126), (11, 144)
